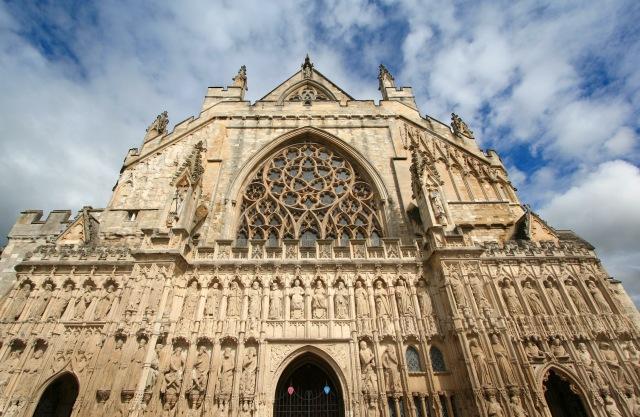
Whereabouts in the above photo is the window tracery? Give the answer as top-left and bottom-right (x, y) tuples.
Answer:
(430, 346), (446, 372)
(236, 142), (383, 246)
(406, 346), (422, 372)
(286, 85), (331, 104)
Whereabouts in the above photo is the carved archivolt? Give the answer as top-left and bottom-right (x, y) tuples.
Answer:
(236, 142), (383, 246)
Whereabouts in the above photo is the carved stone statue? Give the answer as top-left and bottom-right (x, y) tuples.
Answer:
(486, 393), (504, 417)
(227, 281), (242, 318)
(451, 113), (474, 138)
(205, 282), (221, 318)
(509, 395), (528, 417)
(448, 272), (467, 309)
(98, 336), (125, 391)
(334, 281), (349, 319)
(565, 280), (589, 313)
(378, 64), (395, 89)
(73, 281), (96, 320)
(359, 340), (377, 394)
(502, 278), (523, 315)
(355, 280), (370, 318)
(0, 346), (23, 391)
(232, 65), (248, 90)
(604, 395), (623, 417)
(491, 334), (516, 385)
(190, 345), (210, 394)
(395, 279), (413, 315)
(93, 283), (117, 320)
(240, 346), (257, 393)
(181, 280), (200, 321)
(600, 342), (621, 382)
(124, 336), (148, 391)
(469, 339), (491, 386)
(147, 111), (169, 135)
(161, 345), (185, 410)
(268, 282), (283, 319)
(218, 347), (235, 395)
(522, 281), (546, 315)
(248, 281), (262, 318)
(623, 342), (640, 380)
(290, 279), (305, 319)
(374, 281), (391, 317)
(381, 346), (401, 392)
(311, 280), (327, 319)
(47, 282), (74, 320)
(468, 273), (490, 310)
(146, 343), (160, 392)
(429, 189), (447, 224)
(7, 282), (32, 321)
(544, 280), (567, 314)
(550, 337), (568, 359)
(586, 281), (612, 313)
(524, 340), (545, 361)
(29, 282), (54, 320)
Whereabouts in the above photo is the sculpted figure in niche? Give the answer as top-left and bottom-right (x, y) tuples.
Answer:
(98, 336), (125, 392)
(509, 395), (528, 417)
(381, 346), (401, 392)
(161, 345), (185, 411)
(417, 281), (433, 317)
(48, 282), (74, 320)
(0, 346), (24, 392)
(600, 342), (621, 382)
(190, 345), (210, 394)
(29, 281), (54, 320)
(248, 281), (262, 318)
(544, 280), (567, 315)
(550, 337), (568, 359)
(501, 278), (523, 316)
(395, 279), (414, 316)
(524, 340), (545, 361)
(73, 280), (96, 320)
(268, 281), (283, 319)
(359, 340), (377, 394)
(374, 281), (391, 316)
(623, 342), (640, 380)
(355, 280), (370, 318)
(146, 342), (160, 392)
(565, 279), (589, 313)
(290, 279), (305, 319)
(182, 280), (200, 321)
(312, 280), (327, 319)
(227, 281), (242, 318)
(468, 273), (491, 310)
(586, 281), (612, 313)
(219, 347), (235, 395)
(6, 282), (33, 321)
(94, 283), (117, 320)
(448, 271), (467, 309)
(469, 339), (492, 386)
(604, 395), (623, 417)
(126, 274), (144, 316)
(205, 282), (221, 318)
(522, 281), (546, 315)
(486, 393), (505, 417)
(240, 346), (257, 393)
(490, 334), (516, 385)
(124, 335), (149, 391)
(334, 281), (349, 319)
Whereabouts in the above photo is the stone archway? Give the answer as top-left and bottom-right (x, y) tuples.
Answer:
(32, 372), (79, 417)
(274, 352), (345, 417)
(543, 369), (590, 417)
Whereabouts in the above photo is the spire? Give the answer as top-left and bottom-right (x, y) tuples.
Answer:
(232, 65), (248, 91)
(302, 54), (314, 79)
(378, 64), (395, 90)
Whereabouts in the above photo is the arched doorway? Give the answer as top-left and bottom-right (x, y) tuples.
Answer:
(543, 369), (589, 417)
(32, 373), (79, 417)
(274, 353), (344, 417)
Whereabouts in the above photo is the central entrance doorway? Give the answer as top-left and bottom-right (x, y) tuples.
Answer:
(274, 353), (344, 417)
(543, 369), (590, 417)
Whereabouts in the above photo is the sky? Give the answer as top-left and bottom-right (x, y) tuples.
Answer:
(0, 0), (639, 304)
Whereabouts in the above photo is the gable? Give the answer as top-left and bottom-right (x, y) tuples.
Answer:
(258, 57), (354, 104)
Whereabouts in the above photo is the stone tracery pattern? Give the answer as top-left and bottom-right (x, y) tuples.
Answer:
(236, 142), (383, 246)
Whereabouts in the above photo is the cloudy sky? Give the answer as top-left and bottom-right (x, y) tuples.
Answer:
(0, 1), (638, 304)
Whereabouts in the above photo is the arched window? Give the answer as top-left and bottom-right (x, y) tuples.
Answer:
(430, 346), (446, 372)
(406, 346), (423, 372)
(236, 142), (383, 245)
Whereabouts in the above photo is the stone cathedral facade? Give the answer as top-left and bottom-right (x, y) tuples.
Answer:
(0, 57), (639, 417)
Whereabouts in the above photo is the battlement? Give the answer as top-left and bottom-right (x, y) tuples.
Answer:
(201, 86), (246, 111)
(381, 86), (418, 110)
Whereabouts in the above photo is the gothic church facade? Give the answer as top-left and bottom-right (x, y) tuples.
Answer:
(0, 57), (639, 417)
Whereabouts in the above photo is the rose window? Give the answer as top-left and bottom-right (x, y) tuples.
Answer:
(236, 142), (383, 246)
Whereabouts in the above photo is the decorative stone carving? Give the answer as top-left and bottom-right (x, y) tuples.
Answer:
(232, 65), (248, 90)
(490, 334), (516, 385)
(565, 279), (589, 313)
(124, 335), (148, 391)
(160, 345), (185, 412)
(544, 280), (567, 315)
(74, 280), (96, 320)
(509, 395), (528, 417)
(268, 281), (283, 319)
(189, 344), (210, 400)
(355, 280), (370, 318)
(205, 282), (221, 318)
(468, 272), (491, 311)
(469, 339), (492, 387)
(524, 339), (545, 362)
(181, 279), (200, 321)
(227, 281), (242, 318)
(218, 347), (235, 396)
(378, 64), (395, 89)
(501, 278), (523, 316)
(98, 335), (125, 392)
(486, 393), (505, 417)
(359, 340), (377, 395)
(334, 281), (349, 319)
(147, 111), (169, 135)
(311, 280), (327, 319)
(604, 395), (623, 417)
(290, 279), (305, 320)
(522, 281), (545, 315)
(395, 278), (413, 316)
(29, 281), (54, 320)
(240, 346), (257, 394)
(416, 281), (433, 317)
(374, 280), (393, 334)
(94, 282), (117, 320)
(451, 113), (474, 138)
(6, 281), (33, 321)
(587, 281), (612, 314)
(381, 346), (401, 392)
(448, 271), (467, 310)
(600, 342), (621, 383)
(550, 337), (568, 359)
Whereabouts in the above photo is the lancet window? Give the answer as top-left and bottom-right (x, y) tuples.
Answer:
(236, 142), (383, 246)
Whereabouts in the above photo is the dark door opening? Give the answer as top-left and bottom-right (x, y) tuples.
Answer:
(544, 370), (589, 417)
(32, 373), (79, 417)
(274, 353), (344, 417)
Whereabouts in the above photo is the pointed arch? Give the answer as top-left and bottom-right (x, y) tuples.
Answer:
(277, 79), (338, 104)
(224, 127), (390, 240)
(29, 371), (79, 417)
(537, 365), (593, 417)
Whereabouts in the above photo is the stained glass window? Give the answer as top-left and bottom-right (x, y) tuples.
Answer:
(406, 346), (423, 372)
(430, 346), (446, 373)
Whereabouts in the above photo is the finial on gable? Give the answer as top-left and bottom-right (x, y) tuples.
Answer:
(450, 113), (474, 139)
(302, 54), (314, 79)
(378, 64), (395, 90)
(232, 65), (248, 91)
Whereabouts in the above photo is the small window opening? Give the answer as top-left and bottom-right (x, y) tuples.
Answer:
(127, 210), (138, 221)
